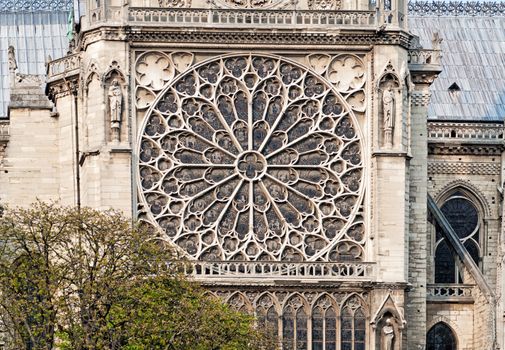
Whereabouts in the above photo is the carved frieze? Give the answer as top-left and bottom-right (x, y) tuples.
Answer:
(308, 0), (341, 10)
(209, 0), (295, 9)
(428, 162), (500, 176)
(158, 0), (191, 7)
(411, 91), (431, 106)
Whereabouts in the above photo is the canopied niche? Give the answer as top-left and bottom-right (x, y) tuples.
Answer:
(377, 62), (401, 149)
(371, 294), (405, 350)
(103, 61), (127, 143)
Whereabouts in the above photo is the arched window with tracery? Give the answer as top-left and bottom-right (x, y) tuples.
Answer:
(426, 322), (457, 350)
(340, 296), (366, 350)
(282, 296), (308, 350)
(312, 295), (337, 350)
(434, 191), (482, 283)
(256, 294), (278, 340)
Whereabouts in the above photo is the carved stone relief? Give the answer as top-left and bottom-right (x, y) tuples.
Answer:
(307, 0), (341, 10)
(135, 51), (194, 111)
(209, 0), (295, 9)
(158, 0), (191, 7)
(306, 53), (367, 113)
(137, 53), (366, 262)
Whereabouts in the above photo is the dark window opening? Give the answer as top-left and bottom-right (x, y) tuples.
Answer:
(427, 322), (457, 350)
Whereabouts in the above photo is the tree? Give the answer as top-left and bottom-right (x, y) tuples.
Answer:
(0, 202), (276, 350)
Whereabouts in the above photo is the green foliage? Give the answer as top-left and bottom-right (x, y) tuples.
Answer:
(0, 202), (276, 350)
(109, 276), (273, 350)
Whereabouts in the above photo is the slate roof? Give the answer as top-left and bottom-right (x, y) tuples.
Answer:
(409, 1), (505, 121)
(0, 1), (504, 122)
(0, 3), (70, 118)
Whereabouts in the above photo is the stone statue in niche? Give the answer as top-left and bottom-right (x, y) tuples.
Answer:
(382, 318), (395, 350)
(108, 79), (122, 142)
(382, 86), (395, 147)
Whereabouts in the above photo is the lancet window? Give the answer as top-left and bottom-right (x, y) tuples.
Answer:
(340, 296), (366, 350)
(434, 191), (482, 283)
(426, 322), (457, 350)
(282, 296), (308, 350)
(312, 296), (338, 350)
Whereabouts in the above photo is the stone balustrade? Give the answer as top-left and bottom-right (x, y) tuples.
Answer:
(46, 53), (80, 81)
(408, 48), (441, 66)
(185, 261), (375, 280)
(427, 284), (474, 303)
(428, 121), (504, 142)
(128, 7), (376, 28)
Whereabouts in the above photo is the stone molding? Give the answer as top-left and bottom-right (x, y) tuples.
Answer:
(428, 161), (500, 176)
(408, 0), (505, 17)
(127, 30), (408, 46)
(46, 80), (79, 101)
(79, 26), (410, 50)
(428, 144), (503, 156)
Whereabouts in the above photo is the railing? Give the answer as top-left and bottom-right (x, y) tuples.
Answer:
(128, 7), (376, 28)
(428, 121), (504, 142)
(427, 284), (474, 303)
(47, 54), (80, 81)
(408, 48), (441, 66)
(185, 261), (375, 280)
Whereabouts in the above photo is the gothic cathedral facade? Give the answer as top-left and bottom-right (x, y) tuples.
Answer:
(1, 0), (503, 349)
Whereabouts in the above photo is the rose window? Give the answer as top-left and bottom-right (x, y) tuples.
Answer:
(138, 54), (365, 262)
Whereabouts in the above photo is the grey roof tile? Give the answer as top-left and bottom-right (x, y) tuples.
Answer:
(0, 11), (69, 118)
(410, 12), (505, 121)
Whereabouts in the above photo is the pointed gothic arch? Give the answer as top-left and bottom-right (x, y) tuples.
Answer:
(226, 291), (253, 313)
(281, 293), (310, 350)
(340, 294), (367, 350)
(311, 293), (340, 350)
(433, 183), (486, 283)
(426, 322), (457, 350)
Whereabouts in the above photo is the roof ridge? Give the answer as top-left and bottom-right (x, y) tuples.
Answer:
(0, 0), (72, 13)
(408, 0), (505, 17)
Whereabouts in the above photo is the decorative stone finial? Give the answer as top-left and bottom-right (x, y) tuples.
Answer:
(8, 46), (17, 72)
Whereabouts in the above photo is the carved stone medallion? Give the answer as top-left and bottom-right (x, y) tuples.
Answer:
(137, 53), (365, 262)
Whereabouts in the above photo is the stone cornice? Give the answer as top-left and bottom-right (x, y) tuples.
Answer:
(198, 280), (409, 290)
(428, 143), (504, 156)
(46, 79), (80, 102)
(428, 161), (500, 176)
(79, 26), (411, 50)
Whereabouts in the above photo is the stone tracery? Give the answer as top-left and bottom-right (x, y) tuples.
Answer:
(138, 53), (365, 262)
